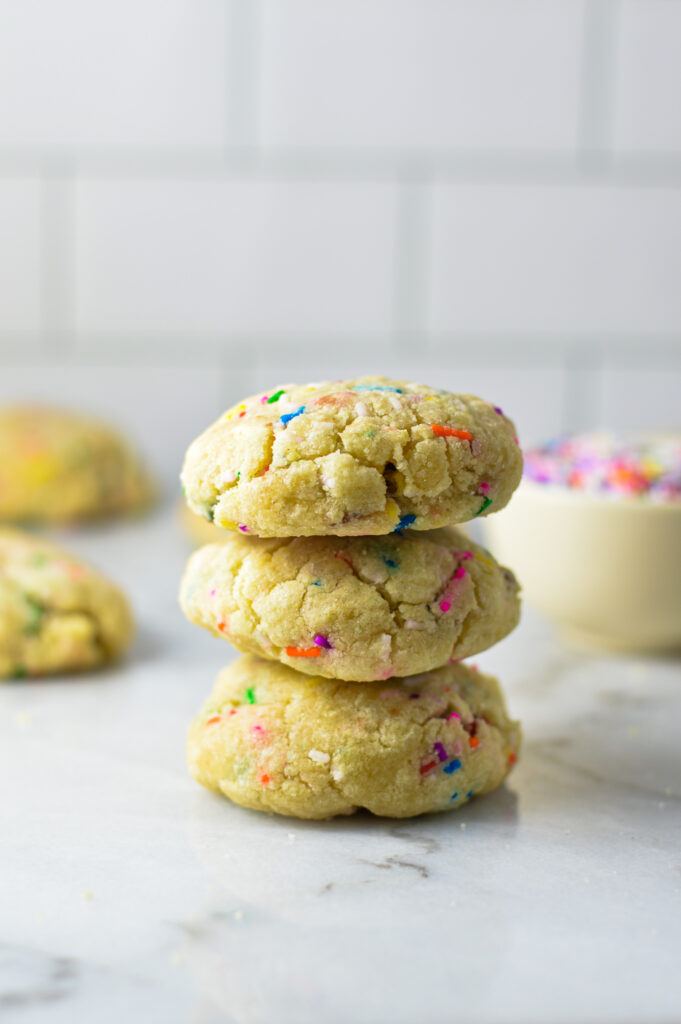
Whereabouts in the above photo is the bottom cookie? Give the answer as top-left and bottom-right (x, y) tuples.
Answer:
(187, 655), (520, 819)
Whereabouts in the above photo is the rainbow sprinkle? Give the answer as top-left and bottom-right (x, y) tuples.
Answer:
(474, 496), (493, 516)
(523, 432), (681, 501)
(267, 390), (285, 404)
(245, 687), (256, 704)
(314, 634), (332, 649)
(394, 513), (416, 533)
(444, 758), (462, 774)
(431, 425), (472, 441)
(281, 405), (305, 426)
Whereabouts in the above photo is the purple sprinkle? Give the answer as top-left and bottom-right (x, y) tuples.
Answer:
(238, 524), (249, 533)
(434, 742), (447, 763)
(314, 634), (332, 649)
(494, 406), (504, 416)
(409, 693), (420, 700)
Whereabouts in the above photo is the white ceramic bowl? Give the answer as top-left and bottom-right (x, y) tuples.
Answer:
(483, 479), (681, 652)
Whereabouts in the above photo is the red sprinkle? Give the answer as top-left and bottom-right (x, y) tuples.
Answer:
(286, 646), (321, 658)
(431, 425), (472, 440)
(420, 761), (437, 775)
(508, 751), (517, 764)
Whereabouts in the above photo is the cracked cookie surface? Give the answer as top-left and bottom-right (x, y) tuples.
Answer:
(0, 405), (154, 523)
(180, 528), (520, 681)
(188, 654), (521, 819)
(0, 528), (134, 678)
(181, 377), (522, 537)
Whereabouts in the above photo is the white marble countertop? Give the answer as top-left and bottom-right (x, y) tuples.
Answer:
(1, 505), (680, 1024)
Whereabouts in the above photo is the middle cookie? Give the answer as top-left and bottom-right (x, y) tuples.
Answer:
(180, 527), (520, 682)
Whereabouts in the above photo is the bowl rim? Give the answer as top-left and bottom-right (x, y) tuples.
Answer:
(515, 477), (681, 512)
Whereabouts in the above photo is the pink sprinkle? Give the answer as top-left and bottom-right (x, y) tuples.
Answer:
(479, 481), (490, 495)
(251, 725), (263, 733)
(439, 599), (451, 613)
(434, 742), (447, 762)
(447, 711), (461, 721)
(454, 567), (467, 580)
(209, 588), (216, 597)
(453, 550), (473, 560)
(314, 634), (332, 649)
(260, 395), (268, 403)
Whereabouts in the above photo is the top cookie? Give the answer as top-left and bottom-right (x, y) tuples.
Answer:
(0, 405), (155, 523)
(181, 377), (522, 537)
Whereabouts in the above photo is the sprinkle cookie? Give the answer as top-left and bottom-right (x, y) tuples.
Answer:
(181, 377), (522, 537)
(188, 655), (521, 819)
(0, 528), (134, 678)
(180, 528), (520, 681)
(0, 405), (154, 523)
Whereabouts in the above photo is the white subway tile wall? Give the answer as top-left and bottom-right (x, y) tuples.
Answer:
(0, 0), (679, 482)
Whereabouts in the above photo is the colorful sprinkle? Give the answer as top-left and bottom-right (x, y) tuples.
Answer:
(434, 742), (447, 763)
(217, 620), (229, 634)
(314, 634), (332, 649)
(267, 390), (285, 404)
(353, 385), (403, 393)
(450, 791), (459, 801)
(286, 646), (321, 658)
(469, 737), (479, 749)
(444, 758), (462, 774)
(431, 425), (472, 441)
(245, 687), (256, 704)
(383, 556), (398, 569)
(474, 496), (493, 516)
(494, 406), (504, 416)
(238, 524), (249, 533)
(420, 760), (437, 775)
(508, 751), (517, 765)
(205, 715), (222, 726)
(260, 773), (271, 785)
(281, 405), (305, 426)
(394, 513), (416, 533)
(446, 711), (461, 722)
(478, 481), (490, 495)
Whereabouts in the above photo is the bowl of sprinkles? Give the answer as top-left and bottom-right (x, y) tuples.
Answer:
(483, 432), (681, 652)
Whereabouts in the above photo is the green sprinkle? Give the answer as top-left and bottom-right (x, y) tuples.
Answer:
(267, 390), (285, 404)
(11, 666), (27, 679)
(236, 472), (240, 480)
(24, 597), (45, 636)
(245, 687), (256, 704)
(364, 429), (376, 439)
(474, 496), (493, 517)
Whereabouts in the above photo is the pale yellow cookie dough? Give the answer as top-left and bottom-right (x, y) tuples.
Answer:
(180, 528), (520, 681)
(0, 528), (134, 678)
(181, 377), (522, 537)
(0, 405), (155, 523)
(188, 655), (521, 819)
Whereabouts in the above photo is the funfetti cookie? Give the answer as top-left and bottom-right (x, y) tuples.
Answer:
(0, 405), (154, 523)
(0, 528), (134, 678)
(188, 655), (521, 820)
(181, 377), (522, 537)
(180, 528), (520, 681)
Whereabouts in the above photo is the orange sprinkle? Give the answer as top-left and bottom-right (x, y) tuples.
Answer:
(469, 736), (479, 748)
(286, 646), (321, 658)
(206, 716), (221, 726)
(431, 425), (472, 440)
(508, 751), (517, 764)
(260, 773), (271, 785)
(217, 620), (229, 634)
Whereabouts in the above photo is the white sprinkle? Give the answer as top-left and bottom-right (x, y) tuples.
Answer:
(217, 469), (237, 485)
(331, 768), (345, 782)
(389, 396), (402, 410)
(404, 619), (426, 630)
(315, 420), (335, 429)
(355, 401), (369, 417)
(309, 749), (330, 764)
(321, 476), (337, 492)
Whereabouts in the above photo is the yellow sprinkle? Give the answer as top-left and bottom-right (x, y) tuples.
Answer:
(474, 554), (496, 570)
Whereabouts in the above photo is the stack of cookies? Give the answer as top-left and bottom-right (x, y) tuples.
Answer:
(179, 377), (523, 820)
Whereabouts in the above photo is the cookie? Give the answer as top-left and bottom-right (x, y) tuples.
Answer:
(188, 655), (520, 819)
(180, 527), (520, 681)
(0, 405), (154, 523)
(0, 528), (134, 678)
(181, 377), (522, 537)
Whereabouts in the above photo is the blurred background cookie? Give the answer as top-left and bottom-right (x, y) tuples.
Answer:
(0, 405), (155, 524)
(0, 528), (134, 678)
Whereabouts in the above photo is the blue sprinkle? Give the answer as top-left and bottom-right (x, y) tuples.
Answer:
(466, 790), (473, 798)
(443, 758), (462, 775)
(311, 580), (322, 587)
(353, 385), (403, 393)
(383, 556), (398, 569)
(281, 405), (305, 426)
(450, 792), (459, 801)
(393, 513), (416, 534)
